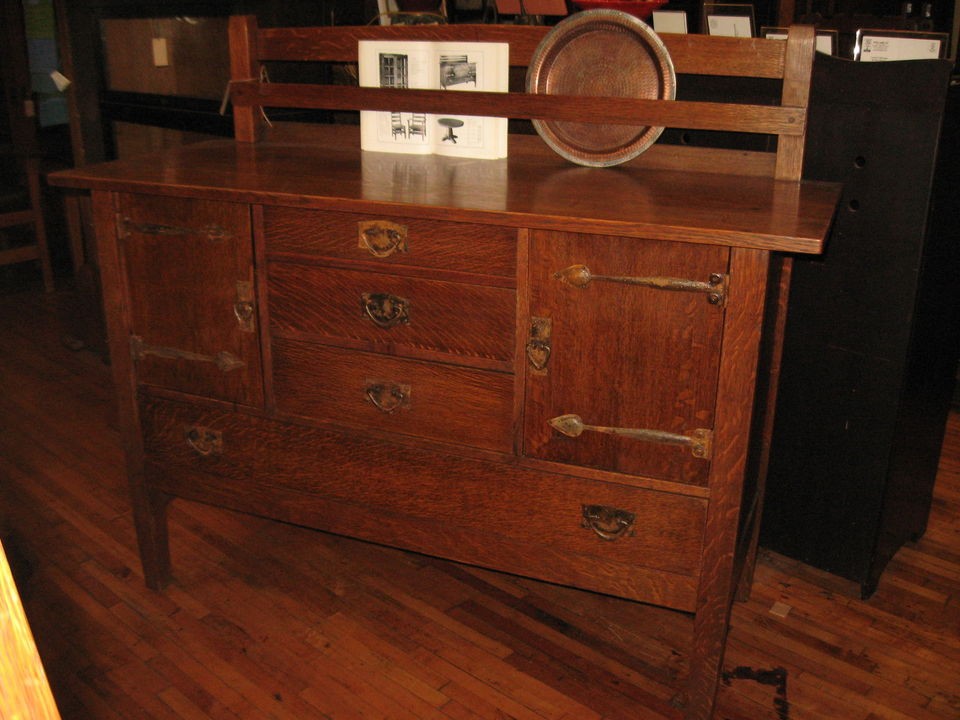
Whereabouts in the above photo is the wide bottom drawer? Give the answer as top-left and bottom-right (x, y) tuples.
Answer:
(140, 396), (707, 611)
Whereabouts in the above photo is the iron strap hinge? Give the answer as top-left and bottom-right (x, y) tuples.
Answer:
(130, 335), (245, 372)
(555, 264), (728, 306)
(548, 413), (713, 460)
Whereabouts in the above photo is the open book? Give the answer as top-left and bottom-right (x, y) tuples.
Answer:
(358, 40), (509, 159)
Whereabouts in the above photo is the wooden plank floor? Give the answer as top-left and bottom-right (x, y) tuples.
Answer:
(1, 283), (958, 720)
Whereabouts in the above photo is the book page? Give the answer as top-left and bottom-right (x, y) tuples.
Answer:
(359, 40), (508, 159)
(431, 42), (508, 159)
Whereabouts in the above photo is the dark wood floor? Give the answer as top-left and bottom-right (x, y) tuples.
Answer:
(1, 280), (958, 720)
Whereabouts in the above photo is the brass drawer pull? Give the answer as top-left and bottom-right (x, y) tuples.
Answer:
(548, 413), (713, 459)
(361, 292), (410, 329)
(130, 336), (245, 372)
(184, 425), (222, 457)
(526, 316), (552, 371)
(555, 264), (728, 306)
(365, 381), (411, 413)
(581, 504), (635, 541)
(358, 220), (408, 258)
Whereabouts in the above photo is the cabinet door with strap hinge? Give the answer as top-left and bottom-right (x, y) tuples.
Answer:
(524, 231), (728, 486)
(117, 193), (263, 407)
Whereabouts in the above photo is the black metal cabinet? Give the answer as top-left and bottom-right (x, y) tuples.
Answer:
(760, 55), (959, 597)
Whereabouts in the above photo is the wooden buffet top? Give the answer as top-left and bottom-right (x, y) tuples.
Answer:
(51, 127), (840, 255)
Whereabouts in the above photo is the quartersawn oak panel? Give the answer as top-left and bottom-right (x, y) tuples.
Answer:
(525, 231), (728, 486)
(272, 338), (515, 453)
(140, 396), (706, 611)
(268, 262), (516, 368)
(118, 193), (263, 407)
(263, 206), (517, 280)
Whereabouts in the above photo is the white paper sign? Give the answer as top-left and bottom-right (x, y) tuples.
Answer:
(859, 34), (942, 61)
(652, 10), (688, 34)
(707, 15), (752, 37)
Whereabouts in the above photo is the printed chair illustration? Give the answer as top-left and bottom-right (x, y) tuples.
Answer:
(391, 112), (407, 138)
(408, 113), (427, 140)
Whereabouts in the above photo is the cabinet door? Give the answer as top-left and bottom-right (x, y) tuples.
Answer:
(524, 231), (727, 485)
(118, 194), (262, 406)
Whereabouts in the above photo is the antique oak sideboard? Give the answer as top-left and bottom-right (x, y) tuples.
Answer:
(50, 17), (840, 719)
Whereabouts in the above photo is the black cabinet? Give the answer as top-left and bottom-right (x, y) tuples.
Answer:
(760, 55), (959, 597)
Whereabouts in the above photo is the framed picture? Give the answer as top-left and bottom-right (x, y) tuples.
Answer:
(761, 26), (838, 55)
(855, 29), (949, 61)
(652, 10), (688, 34)
(702, 3), (755, 38)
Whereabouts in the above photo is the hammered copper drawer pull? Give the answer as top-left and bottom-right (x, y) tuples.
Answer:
(358, 220), (408, 258)
(184, 425), (222, 457)
(549, 413), (713, 460)
(360, 292), (410, 329)
(364, 381), (411, 413)
(581, 504), (636, 541)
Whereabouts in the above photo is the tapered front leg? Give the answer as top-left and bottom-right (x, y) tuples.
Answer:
(130, 484), (172, 591)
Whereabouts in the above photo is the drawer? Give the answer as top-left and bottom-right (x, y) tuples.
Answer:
(263, 207), (517, 279)
(268, 263), (515, 367)
(140, 396), (706, 611)
(272, 338), (515, 453)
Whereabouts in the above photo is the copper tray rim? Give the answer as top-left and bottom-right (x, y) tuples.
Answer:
(526, 10), (677, 168)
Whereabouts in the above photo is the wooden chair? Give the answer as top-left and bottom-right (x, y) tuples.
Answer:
(0, 152), (54, 292)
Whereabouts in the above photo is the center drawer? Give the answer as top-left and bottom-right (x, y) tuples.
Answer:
(262, 206), (517, 278)
(272, 338), (515, 453)
(268, 263), (516, 367)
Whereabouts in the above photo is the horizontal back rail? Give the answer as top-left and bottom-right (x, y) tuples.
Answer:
(255, 25), (788, 79)
(230, 83), (805, 136)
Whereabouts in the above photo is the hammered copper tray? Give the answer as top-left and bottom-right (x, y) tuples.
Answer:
(527, 10), (676, 167)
